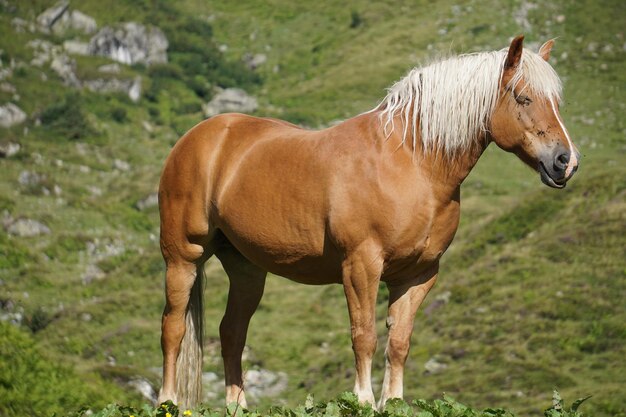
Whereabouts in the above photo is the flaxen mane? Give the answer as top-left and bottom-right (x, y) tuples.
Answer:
(377, 48), (562, 156)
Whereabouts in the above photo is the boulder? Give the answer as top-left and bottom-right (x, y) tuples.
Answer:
(50, 53), (81, 87)
(53, 10), (97, 34)
(37, 1), (97, 34)
(135, 193), (158, 211)
(97, 63), (121, 74)
(128, 379), (157, 403)
(88, 22), (168, 66)
(243, 52), (267, 70)
(0, 141), (20, 158)
(28, 39), (81, 87)
(203, 88), (258, 117)
(424, 356), (448, 374)
(0, 103), (26, 128)
(6, 218), (51, 237)
(112, 158), (131, 171)
(36, 0), (70, 32)
(63, 40), (90, 56)
(18, 170), (44, 187)
(81, 264), (105, 285)
(245, 369), (288, 399)
(83, 76), (142, 102)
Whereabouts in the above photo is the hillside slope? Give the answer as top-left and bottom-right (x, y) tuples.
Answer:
(0, 0), (624, 416)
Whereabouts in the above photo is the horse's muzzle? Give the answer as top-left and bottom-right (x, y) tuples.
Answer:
(539, 149), (579, 189)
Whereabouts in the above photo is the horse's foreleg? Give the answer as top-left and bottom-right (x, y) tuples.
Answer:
(217, 246), (267, 408)
(342, 241), (384, 407)
(378, 264), (438, 409)
(159, 259), (200, 405)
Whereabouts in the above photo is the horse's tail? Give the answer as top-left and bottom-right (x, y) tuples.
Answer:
(176, 263), (205, 409)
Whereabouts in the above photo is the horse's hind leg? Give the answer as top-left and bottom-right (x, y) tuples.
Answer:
(378, 264), (438, 409)
(159, 252), (204, 406)
(216, 244), (267, 407)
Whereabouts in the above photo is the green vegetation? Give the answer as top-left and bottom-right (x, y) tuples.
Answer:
(0, 0), (624, 416)
(71, 391), (591, 417)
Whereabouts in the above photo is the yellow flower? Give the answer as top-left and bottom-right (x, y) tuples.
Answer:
(184, 411), (192, 416)
(166, 413), (172, 417)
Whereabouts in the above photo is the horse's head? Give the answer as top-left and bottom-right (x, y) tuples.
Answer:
(489, 35), (579, 188)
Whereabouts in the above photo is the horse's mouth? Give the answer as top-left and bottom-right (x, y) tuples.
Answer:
(539, 162), (566, 189)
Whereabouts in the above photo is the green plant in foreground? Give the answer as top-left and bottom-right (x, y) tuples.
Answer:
(544, 390), (592, 417)
(68, 390), (591, 417)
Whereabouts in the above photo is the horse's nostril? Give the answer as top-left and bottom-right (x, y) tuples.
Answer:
(554, 153), (569, 170)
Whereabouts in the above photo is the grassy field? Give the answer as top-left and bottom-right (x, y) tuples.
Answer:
(0, 0), (624, 416)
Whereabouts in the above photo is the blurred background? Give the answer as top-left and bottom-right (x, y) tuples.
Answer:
(0, 0), (624, 416)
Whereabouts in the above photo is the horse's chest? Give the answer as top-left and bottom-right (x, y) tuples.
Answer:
(382, 202), (460, 281)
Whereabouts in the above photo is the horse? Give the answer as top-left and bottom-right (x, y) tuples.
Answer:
(156, 35), (579, 409)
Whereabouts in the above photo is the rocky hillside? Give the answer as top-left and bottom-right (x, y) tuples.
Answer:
(1, 0), (624, 416)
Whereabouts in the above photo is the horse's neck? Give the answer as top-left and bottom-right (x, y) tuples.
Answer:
(377, 113), (488, 191)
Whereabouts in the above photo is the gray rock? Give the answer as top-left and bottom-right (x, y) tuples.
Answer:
(202, 371), (221, 400)
(50, 53), (81, 87)
(88, 22), (168, 66)
(6, 218), (51, 237)
(53, 10), (97, 34)
(28, 40), (81, 87)
(0, 103), (26, 128)
(243, 53), (267, 70)
(18, 170), (44, 187)
(245, 369), (288, 399)
(128, 379), (157, 403)
(11, 17), (36, 33)
(0, 141), (20, 158)
(28, 39), (56, 67)
(81, 264), (105, 285)
(36, 0), (70, 32)
(424, 356), (448, 374)
(203, 88), (258, 117)
(97, 63), (121, 74)
(83, 76), (142, 102)
(0, 82), (17, 93)
(112, 158), (131, 171)
(86, 238), (125, 262)
(136, 193), (158, 211)
(63, 40), (90, 56)
(513, 1), (538, 32)
(37, 1), (97, 35)
(128, 77), (141, 102)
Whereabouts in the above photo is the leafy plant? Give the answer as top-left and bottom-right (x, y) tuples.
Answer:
(544, 390), (592, 417)
(64, 391), (592, 417)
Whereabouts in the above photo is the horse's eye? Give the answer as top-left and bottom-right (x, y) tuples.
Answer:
(515, 94), (533, 106)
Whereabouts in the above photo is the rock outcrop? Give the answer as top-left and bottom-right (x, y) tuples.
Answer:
(5, 218), (51, 237)
(0, 103), (26, 128)
(88, 23), (168, 66)
(36, 1), (97, 34)
(83, 76), (142, 102)
(203, 88), (258, 117)
(0, 141), (20, 158)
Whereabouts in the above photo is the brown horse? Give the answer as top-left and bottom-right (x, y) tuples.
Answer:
(157, 35), (579, 409)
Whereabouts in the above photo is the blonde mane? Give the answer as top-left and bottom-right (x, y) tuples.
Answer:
(377, 47), (562, 156)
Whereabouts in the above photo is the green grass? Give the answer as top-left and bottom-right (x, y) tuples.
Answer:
(0, 0), (624, 416)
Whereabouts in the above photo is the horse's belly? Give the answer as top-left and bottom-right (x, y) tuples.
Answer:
(217, 219), (343, 285)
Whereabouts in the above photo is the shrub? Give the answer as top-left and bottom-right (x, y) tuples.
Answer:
(40, 93), (96, 140)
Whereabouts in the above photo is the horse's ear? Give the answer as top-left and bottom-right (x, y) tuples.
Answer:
(538, 39), (555, 61)
(504, 35), (524, 71)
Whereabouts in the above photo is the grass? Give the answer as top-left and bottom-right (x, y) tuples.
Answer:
(0, 0), (624, 416)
